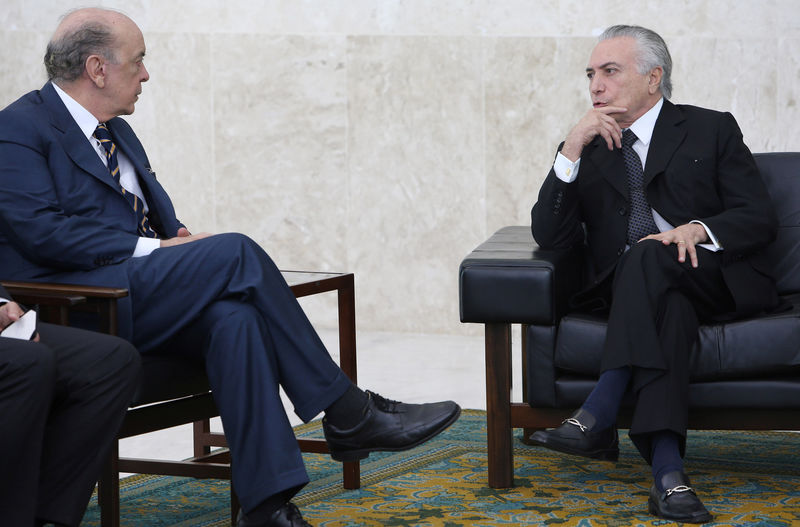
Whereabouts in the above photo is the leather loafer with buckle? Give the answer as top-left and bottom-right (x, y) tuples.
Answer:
(528, 408), (619, 461)
(322, 390), (461, 462)
(648, 470), (713, 523)
(237, 502), (312, 527)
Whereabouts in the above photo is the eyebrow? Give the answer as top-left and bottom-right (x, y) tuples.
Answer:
(586, 61), (621, 73)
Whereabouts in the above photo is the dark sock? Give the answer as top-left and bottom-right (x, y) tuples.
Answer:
(581, 366), (631, 430)
(324, 384), (369, 429)
(651, 430), (684, 492)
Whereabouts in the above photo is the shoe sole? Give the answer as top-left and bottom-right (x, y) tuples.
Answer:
(329, 406), (462, 462)
(647, 497), (713, 524)
(529, 435), (619, 462)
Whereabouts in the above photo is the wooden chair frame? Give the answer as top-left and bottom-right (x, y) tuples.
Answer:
(2, 273), (360, 526)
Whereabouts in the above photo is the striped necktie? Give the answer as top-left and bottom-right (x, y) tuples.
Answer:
(621, 129), (659, 245)
(94, 123), (159, 238)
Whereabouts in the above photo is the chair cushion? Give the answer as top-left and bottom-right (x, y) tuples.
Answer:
(554, 293), (800, 382)
(553, 374), (800, 408)
(459, 226), (581, 324)
(132, 354), (210, 406)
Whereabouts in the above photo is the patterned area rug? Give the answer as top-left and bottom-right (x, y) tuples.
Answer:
(81, 410), (800, 526)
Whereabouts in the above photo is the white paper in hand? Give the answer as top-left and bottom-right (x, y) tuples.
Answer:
(0, 309), (37, 340)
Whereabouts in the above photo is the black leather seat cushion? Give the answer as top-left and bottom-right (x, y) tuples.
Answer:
(553, 374), (800, 408)
(554, 293), (800, 382)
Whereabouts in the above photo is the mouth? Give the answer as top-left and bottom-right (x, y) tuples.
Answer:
(593, 101), (608, 108)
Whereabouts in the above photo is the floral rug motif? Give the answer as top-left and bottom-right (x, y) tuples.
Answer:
(81, 410), (800, 526)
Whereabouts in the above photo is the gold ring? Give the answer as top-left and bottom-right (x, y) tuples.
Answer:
(677, 240), (686, 244)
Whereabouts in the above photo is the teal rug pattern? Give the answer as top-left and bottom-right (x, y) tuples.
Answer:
(80, 410), (800, 526)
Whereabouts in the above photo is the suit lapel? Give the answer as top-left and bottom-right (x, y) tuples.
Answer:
(588, 138), (628, 199)
(40, 83), (122, 193)
(106, 120), (169, 236)
(107, 120), (155, 190)
(643, 100), (687, 186)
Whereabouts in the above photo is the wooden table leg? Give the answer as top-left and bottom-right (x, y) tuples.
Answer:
(337, 274), (361, 490)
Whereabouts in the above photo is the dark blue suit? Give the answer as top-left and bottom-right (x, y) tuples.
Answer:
(0, 83), (352, 510)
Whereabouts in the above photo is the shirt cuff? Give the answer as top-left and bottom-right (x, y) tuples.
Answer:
(554, 152), (580, 183)
(690, 220), (723, 250)
(133, 237), (161, 257)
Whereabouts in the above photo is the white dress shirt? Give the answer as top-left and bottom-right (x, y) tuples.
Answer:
(552, 98), (721, 251)
(52, 83), (160, 257)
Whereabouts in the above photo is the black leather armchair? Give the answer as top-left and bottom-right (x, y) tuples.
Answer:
(459, 152), (800, 488)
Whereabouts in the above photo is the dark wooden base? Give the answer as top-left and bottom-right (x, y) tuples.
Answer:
(484, 321), (800, 489)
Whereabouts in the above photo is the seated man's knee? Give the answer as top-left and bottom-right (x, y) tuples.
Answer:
(0, 344), (56, 392)
(214, 232), (265, 256)
(622, 239), (676, 269)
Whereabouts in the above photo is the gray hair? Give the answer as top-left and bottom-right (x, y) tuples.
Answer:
(599, 25), (672, 99)
(44, 20), (118, 83)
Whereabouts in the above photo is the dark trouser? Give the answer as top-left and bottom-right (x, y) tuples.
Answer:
(0, 323), (140, 527)
(600, 240), (735, 462)
(124, 233), (351, 511)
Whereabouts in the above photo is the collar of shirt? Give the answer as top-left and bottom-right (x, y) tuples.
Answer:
(52, 82), (101, 142)
(627, 97), (663, 150)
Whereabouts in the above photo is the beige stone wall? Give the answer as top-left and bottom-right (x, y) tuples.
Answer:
(2, 1), (798, 334)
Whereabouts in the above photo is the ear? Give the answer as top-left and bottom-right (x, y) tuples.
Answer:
(85, 54), (107, 88)
(648, 66), (663, 95)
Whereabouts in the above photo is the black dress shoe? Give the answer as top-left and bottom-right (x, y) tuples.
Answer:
(323, 391), (461, 462)
(528, 408), (619, 461)
(237, 502), (312, 527)
(648, 470), (713, 523)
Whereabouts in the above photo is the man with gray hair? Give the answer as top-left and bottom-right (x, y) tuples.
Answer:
(0, 8), (460, 527)
(530, 25), (778, 523)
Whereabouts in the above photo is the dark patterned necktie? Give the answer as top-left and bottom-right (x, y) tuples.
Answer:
(622, 129), (659, 245)
(94, 123), (159, 238)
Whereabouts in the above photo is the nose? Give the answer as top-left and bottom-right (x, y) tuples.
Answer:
(141, 63), (150, 82)
(590, 74), (603, 94)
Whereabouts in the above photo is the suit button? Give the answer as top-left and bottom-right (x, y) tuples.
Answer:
(617, 248), (624, 256)
(618, 207), (627, 216)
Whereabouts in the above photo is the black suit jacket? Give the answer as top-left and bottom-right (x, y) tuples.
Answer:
(531, 100), (779, 316)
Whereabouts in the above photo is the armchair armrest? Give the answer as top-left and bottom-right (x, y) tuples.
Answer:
(1, 281), (128, 299)
(1, 281), (128, 335)
(459, 226), (583, 325)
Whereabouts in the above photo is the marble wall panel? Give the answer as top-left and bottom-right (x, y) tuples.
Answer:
(94, 0), (489, 36)
(212, 34), (348, 271)
(1, 1), (798, 337)
(211, 34), (348, 329)
(0, 1), (66, 32)
(484, 36), (595, 233)
(347, 36), (484, 334)
(7, 0), (795, 39)
(777, 38), (800, 151)
(481, 0), (794, 40)
(670, 37), (778, 152)
(0, 31), (50, 108)
(123, 32), (215, 233)
(776, 0), (800, 37)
